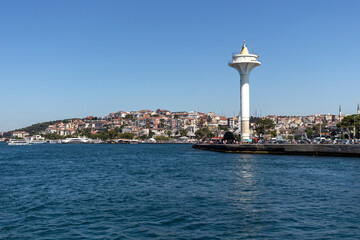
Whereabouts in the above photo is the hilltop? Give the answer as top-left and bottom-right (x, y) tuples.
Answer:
(5, 119), (78, 137)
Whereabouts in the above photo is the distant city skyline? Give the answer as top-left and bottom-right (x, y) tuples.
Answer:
(1, 0), (360, 131)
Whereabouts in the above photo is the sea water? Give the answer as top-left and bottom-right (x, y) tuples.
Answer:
(1, 143), (360, 239)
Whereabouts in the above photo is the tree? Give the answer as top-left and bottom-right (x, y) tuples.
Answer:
(223, 131), (235, 143)
(195, 127), (214, 140)
(95, 132), (109, 140)
(289, 127), (298, 135)
(108, 129), (117, 139)
(43, 133), (65, 140)
(154, 135), (169, 141)
(118, 132), (135, 139)
(337, 114), (360, 138)
(306, 127), (315, 138)
(77, 128), (91, 137)
(218, 125), (229, 131)
(114, 127), (121, 133)
(13, 119), (66, 135)
(180, 129), (188, 137)
(148, 130), (154, 138)
(254, 119), (275, 137)
(269, 130), (277, 138)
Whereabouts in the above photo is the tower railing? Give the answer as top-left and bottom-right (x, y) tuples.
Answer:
(228, 58), (261, 64)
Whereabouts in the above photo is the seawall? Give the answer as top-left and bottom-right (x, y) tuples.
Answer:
(192, 144), (360, 157)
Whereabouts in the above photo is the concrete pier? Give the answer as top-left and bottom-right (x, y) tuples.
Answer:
(192, 144), (360, 157)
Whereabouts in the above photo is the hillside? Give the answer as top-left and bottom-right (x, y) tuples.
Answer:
(13, 119), (73, 136)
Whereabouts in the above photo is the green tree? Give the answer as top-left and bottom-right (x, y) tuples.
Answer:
(148, 130), (154, 138)
(289, 127), (298, 135)
(137, 135), (148, 140)
(223, 131), (235, 143)
(254, 119), (275, 136)
(43, 133), (66, 140)
(180, 129), (188, 137)
(337, 114), (360, 138)
(77, 128), (91, 137)
(154, 135), (169, 141)
(195, 127), (214, 140)
(269, 130), (277, 138)
(306, 127), (315, 138)
(91, 132), (109, 140)
(114, 127), (121, 134)
(13, 119), (68, 135)
(118, 132), (135, 139)
(218, 125), (229, 131)
(108, 129), (117, 139)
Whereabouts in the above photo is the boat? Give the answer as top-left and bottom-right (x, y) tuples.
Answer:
(29, 135), (47, 144)
(29, 139), (47, 144)
(62, 137), (90, 144)
(89, 139), (103, 144)
(7, 139), (29, 145)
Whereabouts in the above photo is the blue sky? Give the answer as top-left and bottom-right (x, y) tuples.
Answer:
(1, 0), (360, 131)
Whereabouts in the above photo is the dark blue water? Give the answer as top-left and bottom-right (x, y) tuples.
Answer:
(1, 143), (360, 239)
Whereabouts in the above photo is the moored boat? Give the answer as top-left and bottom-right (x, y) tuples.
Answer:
(29, 135), (47, 144)
(62, 137), (90, 144)
(29, 139), (47, 144)
(7, 139), (29, 146)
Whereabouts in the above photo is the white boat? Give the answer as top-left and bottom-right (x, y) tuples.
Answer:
(7, 139), (29, 145)
(49, 140), (62, 144)
(29, 139), (47, 144)
(29, 135), (47, 144)
(62, 137), (90, 144)
(89, 139), (103, 144)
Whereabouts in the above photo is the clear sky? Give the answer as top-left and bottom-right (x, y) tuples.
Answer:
(1, 0), (360, 131)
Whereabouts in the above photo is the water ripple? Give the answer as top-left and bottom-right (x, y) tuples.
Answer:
(0, 143), (360, 239)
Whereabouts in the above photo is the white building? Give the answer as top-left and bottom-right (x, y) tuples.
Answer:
(11, 131), (29, 138)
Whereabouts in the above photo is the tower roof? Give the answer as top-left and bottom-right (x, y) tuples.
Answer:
(240, 41), (249, 55)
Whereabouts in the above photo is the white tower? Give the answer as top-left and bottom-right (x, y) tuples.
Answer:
(229, 41), (261, 141)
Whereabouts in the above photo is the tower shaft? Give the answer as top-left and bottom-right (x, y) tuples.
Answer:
(240, 74), (250, 140)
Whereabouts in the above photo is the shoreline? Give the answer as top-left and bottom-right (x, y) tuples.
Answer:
(192, 143), (360, 157)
